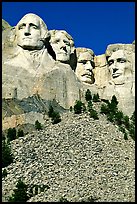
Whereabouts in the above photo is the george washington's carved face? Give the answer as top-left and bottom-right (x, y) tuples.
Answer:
(16, 14), (47, 50)
(75, 50), (95, 84)
(107, 50), (132, 83)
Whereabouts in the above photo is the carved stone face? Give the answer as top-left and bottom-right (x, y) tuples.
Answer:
(50, 31), (72, 62)
(107, 50), (131, 82)
(16, 14), (46, 50)
(75, 51), (95, 84)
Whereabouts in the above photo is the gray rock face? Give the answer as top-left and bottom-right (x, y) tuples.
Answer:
(100, 43), (135, 116)
(2, 14), (135, 130)
(2, 19), (11, 31)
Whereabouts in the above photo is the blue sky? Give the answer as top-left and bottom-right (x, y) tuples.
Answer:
(2, 2), (135, 55)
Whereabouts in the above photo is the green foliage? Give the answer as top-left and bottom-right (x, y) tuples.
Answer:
(7, 127), (17, 142)
(35, 120), (42, 130)
(2, 169), (8, 178)
(48, 105), (61, 124)
(114, 110), (124, 126)
(2, 132), (6, 140)
(109, 95), (118, 113)
(118, 125), (126, 133)
(51, 111), (61, 124)
(93, 93), (100, 102)
(100, 95), (135, 140)
(107, 112), (115, 122)
(124, 132), (128, 140)
(74, 100), (86, 114)
(100, 103), (109, 115)
(130, 111), (135, 124)
(89, 109), (99, 120)
(128, 111), (135, 140)
(87, 100), (93, 112)
(100, 95), (118, 116)
(48, 105), (54, 118)
(2, 140), (14, 168)
(8, 179), (29, 202)
(85, 89), (92, 101)
(17, 129), (24, 138)
(123, 115), (130, 129)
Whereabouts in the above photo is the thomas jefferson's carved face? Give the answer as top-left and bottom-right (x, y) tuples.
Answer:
(50, 32), (71, 62)
(16, 14), (45, 50)
(108, 50), (131, 83)
(75, 51), (95, 84)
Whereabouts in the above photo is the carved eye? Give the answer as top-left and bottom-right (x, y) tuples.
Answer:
(53, 39), (60, 44)
(108, 60), (114, 66)
(117, 58), (126, 63)
(18, 24), (26, 30)
(63, 40), (70, 46)
(30, 23), (39, 29)
(79, 60), (87, 64)
(32, 25), (38, 29)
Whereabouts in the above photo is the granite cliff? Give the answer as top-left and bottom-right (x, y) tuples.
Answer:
(2, 14), (135, 202)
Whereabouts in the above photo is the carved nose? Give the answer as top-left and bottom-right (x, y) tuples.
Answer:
(24, 27), (31, 36)
(113, 68), (118, 73)
(24, 32), (31, 36)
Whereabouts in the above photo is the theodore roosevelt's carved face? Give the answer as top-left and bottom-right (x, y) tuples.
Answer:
(50, 30), (74, 63)
(16, 14), (48, 50)
(75, 48), (95, 84)
(107, 50), (132, 83)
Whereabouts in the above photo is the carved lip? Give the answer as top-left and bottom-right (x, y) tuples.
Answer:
(22, 37), (32, 40)
(58, 52), (67, 55)
(112, 73), (121, 78)
(82, 73), (91, 78)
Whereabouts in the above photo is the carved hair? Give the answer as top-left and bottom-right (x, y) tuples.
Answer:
(105, 44), (134, 63)
(49, 29), (75, 53)
(76, 47), (95, 59)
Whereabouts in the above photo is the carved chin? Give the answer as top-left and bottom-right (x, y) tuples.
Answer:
(18, 41), (44, 50)
(81, 76), (94, 84)
(56, 53), (70, 62)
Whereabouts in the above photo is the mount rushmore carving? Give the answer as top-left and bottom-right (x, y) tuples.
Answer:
(2, 13), (135, 129)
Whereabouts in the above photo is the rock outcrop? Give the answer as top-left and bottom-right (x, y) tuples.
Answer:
(2, 14), (135, 130)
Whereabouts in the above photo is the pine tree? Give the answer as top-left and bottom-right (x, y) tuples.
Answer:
(2, 140), (14, 168)
(74, 100), (85, 114)
(35, 120), (42, 130)
(85, 89), (92, 101)
(7, 127), (17, 142)
(8, 179), (29, 202)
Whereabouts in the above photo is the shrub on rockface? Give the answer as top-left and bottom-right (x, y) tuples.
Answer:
(48, 105), (61, 124)
(87, 100), (93, 112)
(8, 179), (29, 202)
(48, 105), (54, 118)
(108, 95), (118, 113)
(85, 89), (92, 101)
(2, 169), (8, 178)
(89, 109), (99, 120)
(35, 120), (42, 130)
(51, 111), (61, 124)
(100, 103), (110, 115)
(128, 111), (135, 140)
(74, 100), (86, 114)
(17, 129), (24, 138)
(2, 140), (14, 168)
(93, 93), (100, 102)
(7, 127), (17, 142)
